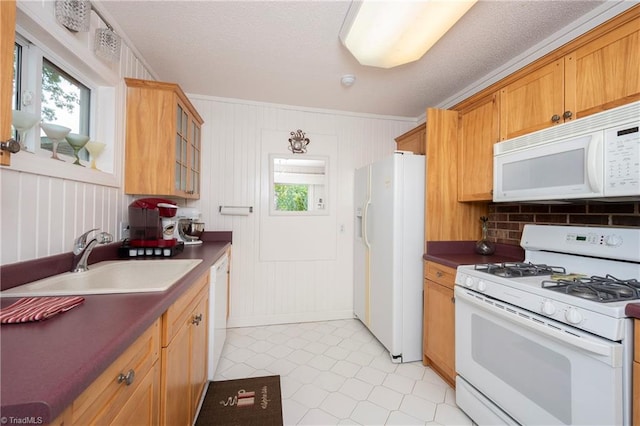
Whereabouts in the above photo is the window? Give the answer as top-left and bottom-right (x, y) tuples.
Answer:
(9, 2), (119, 187)
(13, 36), (91, 160)
(270, 156), (328, 215)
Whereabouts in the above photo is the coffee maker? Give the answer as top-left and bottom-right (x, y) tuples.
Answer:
(174, 207), (205, 245)
(128, 198), (179, 251)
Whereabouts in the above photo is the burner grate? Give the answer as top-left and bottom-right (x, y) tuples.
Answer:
(475, 262), (566, 278)
(542, 274), (640, 302)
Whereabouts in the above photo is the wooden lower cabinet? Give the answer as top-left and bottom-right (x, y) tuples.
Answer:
(52, 271), (210, 426)
(634, 319), (639, 425)
(423, 261), (456, 388)
(67, 320), (161, 425)
(161, 272), (210, 426)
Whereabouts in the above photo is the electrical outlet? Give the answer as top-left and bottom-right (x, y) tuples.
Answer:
(120, 221), (129, 240)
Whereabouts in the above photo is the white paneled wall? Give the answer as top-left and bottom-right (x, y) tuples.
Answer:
(0, 8), (152, 265)
(189, 96), (416, 327)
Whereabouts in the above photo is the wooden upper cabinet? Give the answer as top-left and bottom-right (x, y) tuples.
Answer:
(124, 78), (204, 199)
(0, 0), (16, 166)
(499, 9), (639, 140)
(565, 17), (640, 119)
(425, 108), (486, 241)
(499, 60), (565, 140)
(458, 92), (500, 202)
(395, 123), (426, 154)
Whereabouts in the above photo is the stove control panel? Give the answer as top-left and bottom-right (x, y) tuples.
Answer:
(565, 232), (623, 247)
(522, 224), (640, 263)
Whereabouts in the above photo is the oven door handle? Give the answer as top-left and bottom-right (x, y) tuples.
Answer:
(455, 288), (622, 366)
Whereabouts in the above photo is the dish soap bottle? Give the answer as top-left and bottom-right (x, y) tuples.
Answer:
(475, 216), (495, 255)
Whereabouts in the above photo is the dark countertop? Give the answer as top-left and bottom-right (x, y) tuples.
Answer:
(625, 303), (640, 319)
(0, 232), (231, 424)
(423, 240), (524, 269)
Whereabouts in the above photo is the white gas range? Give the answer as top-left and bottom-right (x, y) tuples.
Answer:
(454, 224), (640, 426)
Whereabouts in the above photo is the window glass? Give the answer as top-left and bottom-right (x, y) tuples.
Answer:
(12, 43), (20, 110)
(40, 59), (90, 159)
(275, 183), (309, 211)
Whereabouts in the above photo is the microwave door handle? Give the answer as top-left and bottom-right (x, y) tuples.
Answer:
(586, 132), (604, 193)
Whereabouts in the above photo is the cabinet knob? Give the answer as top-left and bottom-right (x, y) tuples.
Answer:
(117, 369), (136, 386)
(192, 313), (203, 325)
(551, 114), (561, 123)
(563, 110), (573, 120)
(436, 271), (443, 278)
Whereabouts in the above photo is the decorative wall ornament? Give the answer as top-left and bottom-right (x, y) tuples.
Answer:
(55, 0), (91, 32)
(288, 129), (310, 154)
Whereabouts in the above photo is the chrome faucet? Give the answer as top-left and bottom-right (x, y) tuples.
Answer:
(72, 228), (114, 273)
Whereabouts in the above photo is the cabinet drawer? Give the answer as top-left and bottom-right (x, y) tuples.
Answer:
(425, 262), (456, 289)
(162, 272), (210, 346)
(71, 319), (160, 425)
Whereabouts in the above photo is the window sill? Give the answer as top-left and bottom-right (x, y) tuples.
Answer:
(4, 151), (119, 187)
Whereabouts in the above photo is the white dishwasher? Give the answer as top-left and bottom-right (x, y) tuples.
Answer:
(208, 252), (228, 380)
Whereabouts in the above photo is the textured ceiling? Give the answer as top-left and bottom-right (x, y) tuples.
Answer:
(97, 0), (627, 118)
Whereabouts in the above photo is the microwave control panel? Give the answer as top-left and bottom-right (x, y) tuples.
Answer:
(604, 124), (639, 195)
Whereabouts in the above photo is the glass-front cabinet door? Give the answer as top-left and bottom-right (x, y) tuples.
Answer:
(124, 78), (203, 199)
(174, 100), (201, 197)
(189, 119), (201, 196)
(175, 102), (188, 194)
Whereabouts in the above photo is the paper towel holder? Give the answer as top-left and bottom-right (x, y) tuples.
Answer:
(219, 205), (253, 215)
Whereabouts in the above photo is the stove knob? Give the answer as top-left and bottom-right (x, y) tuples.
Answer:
(541, 300), (556, 315)
(477, 280), (487, 292)
(464, 276), (474, 288)
(565, 308), (583, 325)
(604, 234), (623, 247)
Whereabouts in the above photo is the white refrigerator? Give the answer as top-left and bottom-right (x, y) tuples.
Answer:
(354, 152), (425, 363)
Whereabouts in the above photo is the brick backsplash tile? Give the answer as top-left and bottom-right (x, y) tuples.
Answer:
(549, 204), (587, 214)
(569, 215), (610, 225)
(612, 215), (640, 227)
(509, 214), (535, 222)
(588, 203), (637, 214)
(534, 214), (568, 223)
(520, 205), (549, 213)
(491, 205), (520, 213)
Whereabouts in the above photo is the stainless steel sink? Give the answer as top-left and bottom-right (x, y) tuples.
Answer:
(0, 259), (203, 297)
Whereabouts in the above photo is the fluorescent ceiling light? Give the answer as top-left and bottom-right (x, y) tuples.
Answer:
(340, 0), (477, 69)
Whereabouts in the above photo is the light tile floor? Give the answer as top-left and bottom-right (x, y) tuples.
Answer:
(212, 319), (474, 425)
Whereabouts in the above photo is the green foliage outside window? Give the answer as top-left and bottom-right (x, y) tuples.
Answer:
(274, 184), (308, 211)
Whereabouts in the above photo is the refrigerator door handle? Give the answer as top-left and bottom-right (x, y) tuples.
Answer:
(362, 200), (371, 248)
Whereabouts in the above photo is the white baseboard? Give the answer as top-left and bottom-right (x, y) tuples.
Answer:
(226, 310), (355, 328)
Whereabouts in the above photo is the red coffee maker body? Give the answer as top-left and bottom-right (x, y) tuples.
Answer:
(128, 198), (178, 247)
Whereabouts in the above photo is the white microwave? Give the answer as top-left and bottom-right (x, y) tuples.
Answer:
(493, 101), (640, 202)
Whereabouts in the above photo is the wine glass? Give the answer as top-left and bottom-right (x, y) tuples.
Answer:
(12, 110), (40, 152)
(65, 133), (90, 166)
(85, 141), (106, 170)
(40, 122), (71, 161)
